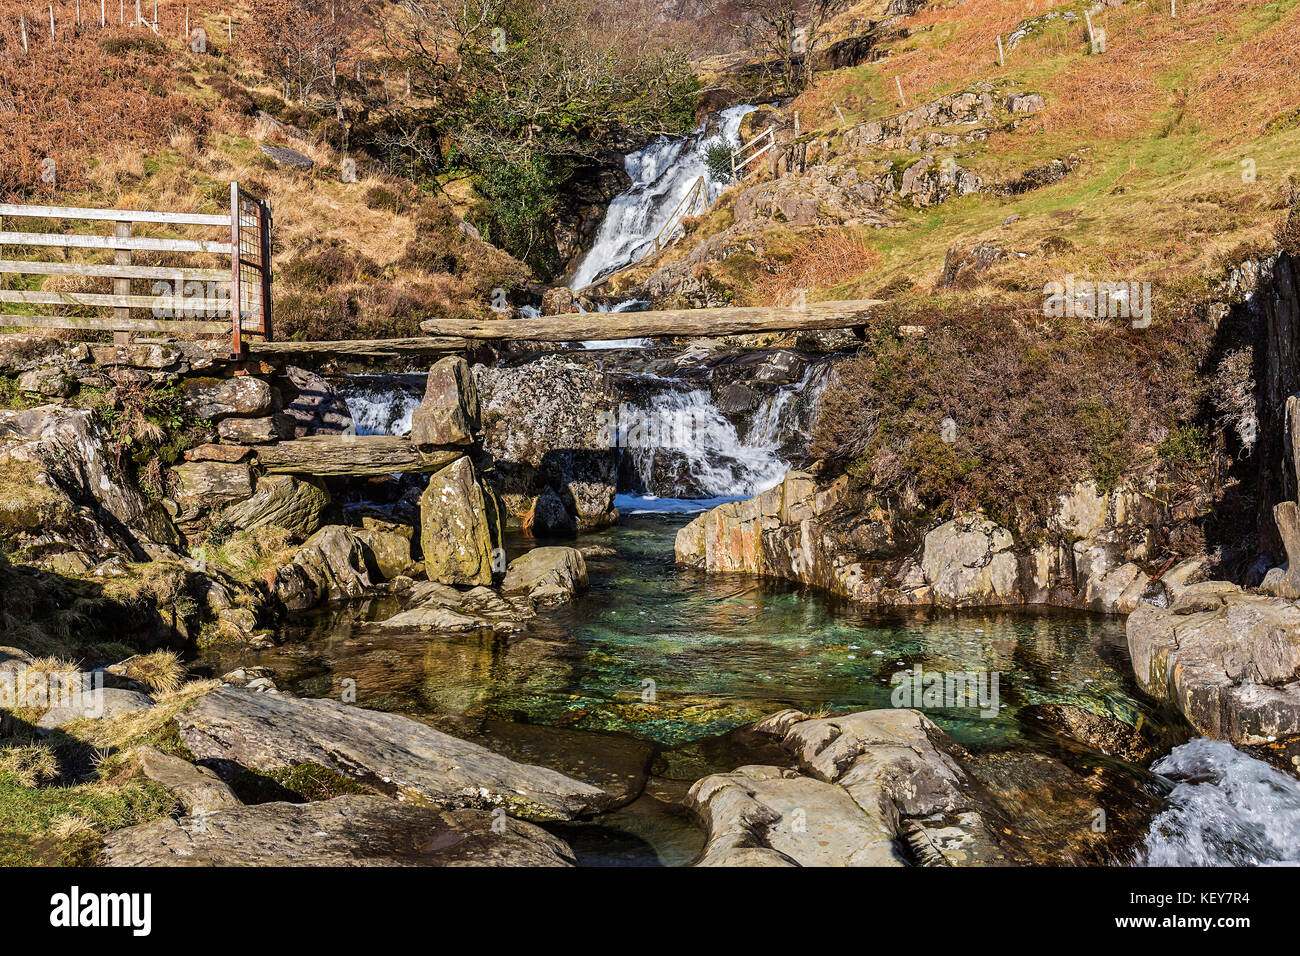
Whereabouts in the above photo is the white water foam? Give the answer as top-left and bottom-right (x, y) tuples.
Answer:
(1140, 738), (1300, 866)
(340, 380), (421, 437)
(569, 104), (756, 289)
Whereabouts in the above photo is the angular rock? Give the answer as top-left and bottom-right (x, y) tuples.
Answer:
(419, 455), (502, 586)
(184, 376), (274, 420)
(170, 461), (255, 523)
(290, 525), (376, 601)
(102, 796), (576, 866)
(134, 745), (241, 815)
(177, 687), (607, 819)
(502, 547), (589, 607)
(260, 144), (314, 170)
(1128, 591), (1300, 755)
(217, 414), (295, 445)
(410, 356), (480, 447)
(218, 474), (328, 538)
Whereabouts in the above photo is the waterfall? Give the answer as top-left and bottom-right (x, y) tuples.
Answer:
(746, 362), (834, 452)
(1140, 739), (1300, 866)
(338, 376), (423, 437)
(569, 104), (757, 289)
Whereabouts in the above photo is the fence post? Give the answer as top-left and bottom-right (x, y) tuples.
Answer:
(20, 13), (28, 53)
(113, 221), (133, 346)
(229, 182), (243, 356)
(259, 200), (273, 341)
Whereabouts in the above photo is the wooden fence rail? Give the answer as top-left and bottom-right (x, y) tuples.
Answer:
(0, 181), (272, 352)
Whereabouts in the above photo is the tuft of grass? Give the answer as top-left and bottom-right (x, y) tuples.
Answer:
(115, 650), (186, 696)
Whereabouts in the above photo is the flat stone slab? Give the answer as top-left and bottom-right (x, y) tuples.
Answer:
(177, 688), (607, 821)
(101, 796), (575, 866)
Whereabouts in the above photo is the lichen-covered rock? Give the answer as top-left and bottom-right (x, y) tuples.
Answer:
(920, 516), (1021, 607)
(184, 376), (274, 420)
(170, 461), (255, 525)
(409, 356), (480, 447)
(473, 356), (619, 533)
(216, 414), (295, 445)
(419, 455), (503, 586)
(218, 474), (328, 538)
(102, 796), (576, 866)
(353, 517), (413, 580)
(371, 582), (533, 634)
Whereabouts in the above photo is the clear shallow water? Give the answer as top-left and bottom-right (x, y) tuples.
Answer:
(211, 514), (1172, 753)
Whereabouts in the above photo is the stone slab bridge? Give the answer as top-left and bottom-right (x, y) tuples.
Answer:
(217, 298), (883, 479)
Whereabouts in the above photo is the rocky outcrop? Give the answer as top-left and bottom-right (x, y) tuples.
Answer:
(177, 687), (608, 820)
(0, 405), (180, 563)
(1127, 583), (1300, 767)
(676, 469), (1164, 612)
(687, 709), (1015, 866)
(474, 356), (619, 534)
(102, 796), (576, 866)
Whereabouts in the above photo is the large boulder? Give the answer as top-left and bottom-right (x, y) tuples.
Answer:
(419, 455), (503, 586)
(370, 582), (534, 634)
(177, 687), (608, 820)
(102, 796), (575, 866)
(286, 525), (377, 602)
(1127, 585), (1300, 762)
(473, 356), (619, 533)
(410, 356), (480, 447)
(170, 461), (255, 526)
(687, 709), (1014, 867)
(218, 474), (328, 538)
(502, 547), (589, 607)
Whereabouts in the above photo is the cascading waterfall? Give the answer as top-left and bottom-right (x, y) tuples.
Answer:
(569, 104), (757, 289)
(1140, 739), (1300, 866)
(338, 376), (422, 436)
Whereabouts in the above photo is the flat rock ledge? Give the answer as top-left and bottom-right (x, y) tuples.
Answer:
(177, 687), (608, 821)
(1127, 581), (1300, 767)
(102, 796), (575, 866)
(687, 708), (1014, 867)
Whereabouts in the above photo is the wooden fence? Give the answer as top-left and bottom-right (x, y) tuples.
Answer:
(0, 182), (272, 353)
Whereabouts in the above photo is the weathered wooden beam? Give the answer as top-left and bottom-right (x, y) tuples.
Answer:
(418, 299), (882, 341)
(0, 231), (232, 255)
(246, 336), (469, 358)
(254, 436), (463, 477)
(0, 314), (231, 333)
(0, 260), (229, 282)
(0, 202), (229, 227)
(0, 289), (230, 311)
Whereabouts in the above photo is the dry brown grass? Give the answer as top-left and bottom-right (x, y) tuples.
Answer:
(115, 650), (186, 695)
(0, 744), (61, 786)
(754, 229), (880, 305)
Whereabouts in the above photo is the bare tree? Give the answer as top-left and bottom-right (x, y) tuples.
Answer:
(710, 0), (850, 95)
